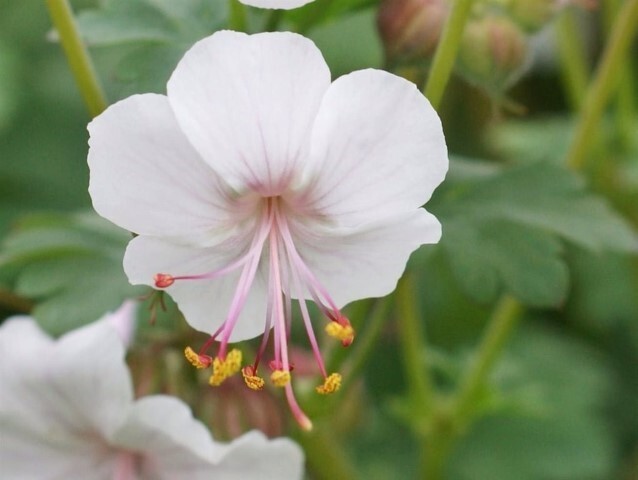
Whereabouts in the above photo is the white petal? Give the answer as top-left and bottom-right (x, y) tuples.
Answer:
(0, 318), (53, 415)
(0, 414), (117, 480)
(101, 300), (138, 348)
(293, 209), (440, 306)
(88, 93), (234, 236)
(0, 318), (127, 479)
(44, 319), (134, 439)
(111, 395), (218, 478)
(124, 235), (268, 341)
(209, 431), (305, 480)
(167, 31), (331, 194)
(239, 0), (315, 9)
(304, 69), (448, 226)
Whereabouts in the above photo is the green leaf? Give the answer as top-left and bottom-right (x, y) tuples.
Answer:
(443, 220), (568, 306)
(0, 212), (144, 335)
(75, 0), (228, 96)
(307, 9), (382, 78)
(448, 324), (615, 480)
(432, 160), (638, 307)
(284, 0), (376, 33)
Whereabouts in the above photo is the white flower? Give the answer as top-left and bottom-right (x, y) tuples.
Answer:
(239, 0), (315, 10)
(88, 31), (448, 428)
(0, 314), (304, 479)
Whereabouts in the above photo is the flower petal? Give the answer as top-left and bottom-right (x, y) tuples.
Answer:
(124, 235), (268, 341)
(0, 413), (117, 480)
(0, 317), (129, 478)
(239, 0), (315, 9)
(88, 93), (233, 236)
(209, 431), (305, 480)
(45, 318), (134, 439)
(112, 395), (217, 477)
(0, 318), (53, 414)
(167, 31), (331, 194)
(293, 209), (441, 306)
(304, 69), (448, 226)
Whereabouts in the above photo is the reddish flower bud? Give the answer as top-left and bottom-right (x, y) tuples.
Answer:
(377, 0), (449, 65)
(456, 15), (530, 94)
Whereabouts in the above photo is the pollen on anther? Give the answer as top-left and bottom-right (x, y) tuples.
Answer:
(316, 373), (342, 395)
(184, 346), (212, 369)
(270, 369), (291, 387)
(154, 273), (175, 288)
(242, 366), (265, 391)
(209, 349), (243, 387)
(325, 322), (355, 347)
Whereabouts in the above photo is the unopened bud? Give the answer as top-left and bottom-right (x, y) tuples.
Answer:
(377, 0), (449, 65)
(456, 15), (529, 94)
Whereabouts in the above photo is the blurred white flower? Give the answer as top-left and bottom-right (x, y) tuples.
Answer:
(105, 299), (138, 347)
(239, 0), (315, 9)
(88, 31), (447, 428)
(0, 315), (304, 480)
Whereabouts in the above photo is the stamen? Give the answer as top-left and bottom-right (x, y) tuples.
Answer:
(316, 373), (342, 395)
(285, 383), (313, 431)
(325, 321), (355, 347)
(270, 369), (291, 387)
(242, 366), (265, 391)
(154, 273), (174, 288)
(209, 349), (242, 386)
(184, 346), (212, 369)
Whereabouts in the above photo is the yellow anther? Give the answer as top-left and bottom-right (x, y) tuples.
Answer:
(270, 369), (291, 387)
(316, 373), (342, 395)
(325, 322), (355, 346)
(208, 349), (243, 387)
(184, 346), (212, 369)
(242, 367), (265, 391)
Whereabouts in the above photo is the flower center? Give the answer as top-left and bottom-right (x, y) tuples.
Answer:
(154, 196), (355, 430)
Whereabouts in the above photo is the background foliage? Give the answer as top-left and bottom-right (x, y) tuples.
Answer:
(1, 0), (637, 478)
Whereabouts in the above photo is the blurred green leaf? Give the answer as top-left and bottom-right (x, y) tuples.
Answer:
(308, 8), (382, 77)
(0, 212), (143, 335)
(285, 0), (376, 33)
(448, 324), (615, 480)
(75, 0), (228, 95)
(432, 160), (638, 307)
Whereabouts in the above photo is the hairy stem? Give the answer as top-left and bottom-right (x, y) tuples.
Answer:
(423, 0), (474, 108)
(396, 273), (434, 411)
(565, 0), (638, 170)
(45, 0), (107, 117)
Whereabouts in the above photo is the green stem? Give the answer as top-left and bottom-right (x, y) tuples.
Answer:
(396, 274), (434, 411)
(45, 0), (107, 117)
(555, 9), (589, 110)
(294, 428), (359, 480)
(451, 295), (522, 420)
(565, 0), (638, 170)
(229, 0), (247, 32)
(421, 296), (522, 479)
(423, 0), (474, 108)
(603, 0), (636, 151)
(339, 298), (390, 393)
(263, 9), (283, 31)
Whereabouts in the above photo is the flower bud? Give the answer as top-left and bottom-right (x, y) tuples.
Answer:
(456, 15), (530, 94)
(377, 0), (449, 65)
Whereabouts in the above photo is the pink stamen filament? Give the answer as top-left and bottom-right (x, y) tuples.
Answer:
(269, 222), (290, 372)
(275, 208), (348, 326)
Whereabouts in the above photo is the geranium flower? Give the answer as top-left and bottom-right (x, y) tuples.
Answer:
(239, 0), (315, 9)
(88, 31), (448, 429)
(0, 314), (304, 479)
